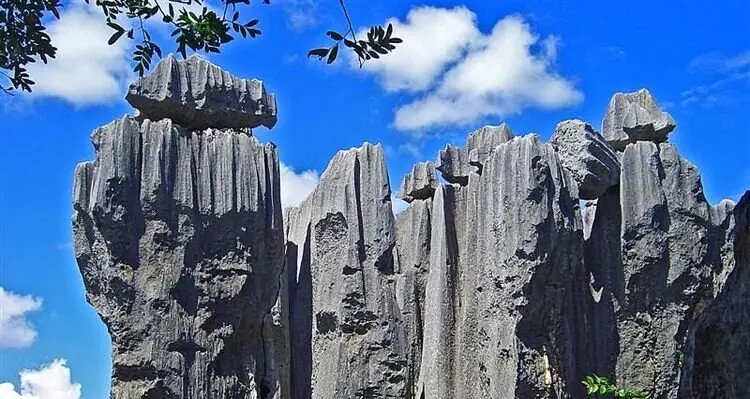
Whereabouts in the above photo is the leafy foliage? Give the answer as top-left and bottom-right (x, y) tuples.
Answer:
(1, 0), (401, 94)
(0, 0), (62, 93)
(307, 23), (402, 66)
(582, 374), (648, 399)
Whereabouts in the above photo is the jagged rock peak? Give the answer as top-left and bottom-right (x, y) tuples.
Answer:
(72, 116), (289, 398)
(436, 123), (514, 184)
(398, 161), (439, 203)
(126, 54), (277, 130)
(601, 88), (675, 150)
(284, 142), (408, 399)
(550, 119), (620, 200)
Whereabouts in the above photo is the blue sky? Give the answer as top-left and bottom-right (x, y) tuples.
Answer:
(1, 0), (749, 397)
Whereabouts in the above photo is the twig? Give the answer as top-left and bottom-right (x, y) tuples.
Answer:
(337, 0), (356, 43)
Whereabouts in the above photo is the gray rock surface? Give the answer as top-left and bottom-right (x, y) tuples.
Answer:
(436, 123), (514, 184)
(601, 89), (676, 150)
(284, 143), (409, 399)
(579, 140), (745, 399)
(74, 65), (750, 399)
(683, 191), (749, 399)
(397, 162), (438, 202)
(551, 119), (621, 199)
(126, 54), (277, 130)
(394, 198), (432, 399)
(73, 117), (290, 399)
(416, 134), (583, 399)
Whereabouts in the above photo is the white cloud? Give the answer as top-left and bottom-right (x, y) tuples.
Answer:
(395, 14), (582, 131)
(0, 287), (43, 349)
(682, 50), (750, 107)
(25, 0), (132, 106)
(357, 9), (582, 132)
(277, 0), (318, 31)
(689, 50), (750, 73)
(358, 6), (480, 92)
(0, 359), (81, 399)
(398, 142), (422, 159)
(280, 162), (319, 208)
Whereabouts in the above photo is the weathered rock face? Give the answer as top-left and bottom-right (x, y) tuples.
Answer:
(284, 143), (409, 399)
(75, 56), (749, 399)
(126, 54), (277, 130)
(601, 89), (676, 150)
(73, 56), (289, 399)
(417, 134), (584, 399)
(73, 118), (289, 399)
(436, 123), (514, 184)
(550, 119), (620, 200)
(397, 162), (438, 203)
(579, 140), (746, 398)
(682, 191), (750, 399)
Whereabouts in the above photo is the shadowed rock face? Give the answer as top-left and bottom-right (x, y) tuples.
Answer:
(73, 118), (289, 399)
(126, 54), (277, 130)
(74, 56), (749, 399)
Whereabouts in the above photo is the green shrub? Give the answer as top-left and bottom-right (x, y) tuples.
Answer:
(581, 374), (648, 398)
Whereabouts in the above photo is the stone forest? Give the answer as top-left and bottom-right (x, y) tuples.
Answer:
(71, 55), (749, 398)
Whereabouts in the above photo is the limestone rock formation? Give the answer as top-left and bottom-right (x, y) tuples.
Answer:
(73, 118), (289, 399)
(579, 140), (746, 398)
(74, 55), (750, 399)
(398, 134), (584, 399)
(601, 88), (676, 150)
(393, 198), (432, 399)
(126, 54), (277, 130)
(73, 55), (289, 399)
(284, 143), (409, 399)
(683, 191), (750, 399)
(436, 123), (514, 184)
(550, 119), (620, 200)
(397, 162), (438, 203)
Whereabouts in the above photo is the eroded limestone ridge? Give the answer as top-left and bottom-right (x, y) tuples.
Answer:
(73, 55), (749, 399)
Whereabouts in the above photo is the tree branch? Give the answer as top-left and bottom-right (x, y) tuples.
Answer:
(337, 0), (356, 43)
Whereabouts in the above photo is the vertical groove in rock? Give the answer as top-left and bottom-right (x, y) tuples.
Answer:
(394, 198), (432, 399)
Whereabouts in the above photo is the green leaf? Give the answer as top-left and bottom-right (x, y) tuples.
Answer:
(326, 31), (343, 41)
(327, 44), (338, 64)
(107, 29), (124, 45)
(106, 21), (125, 32)
(307, 48), (329, 58)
